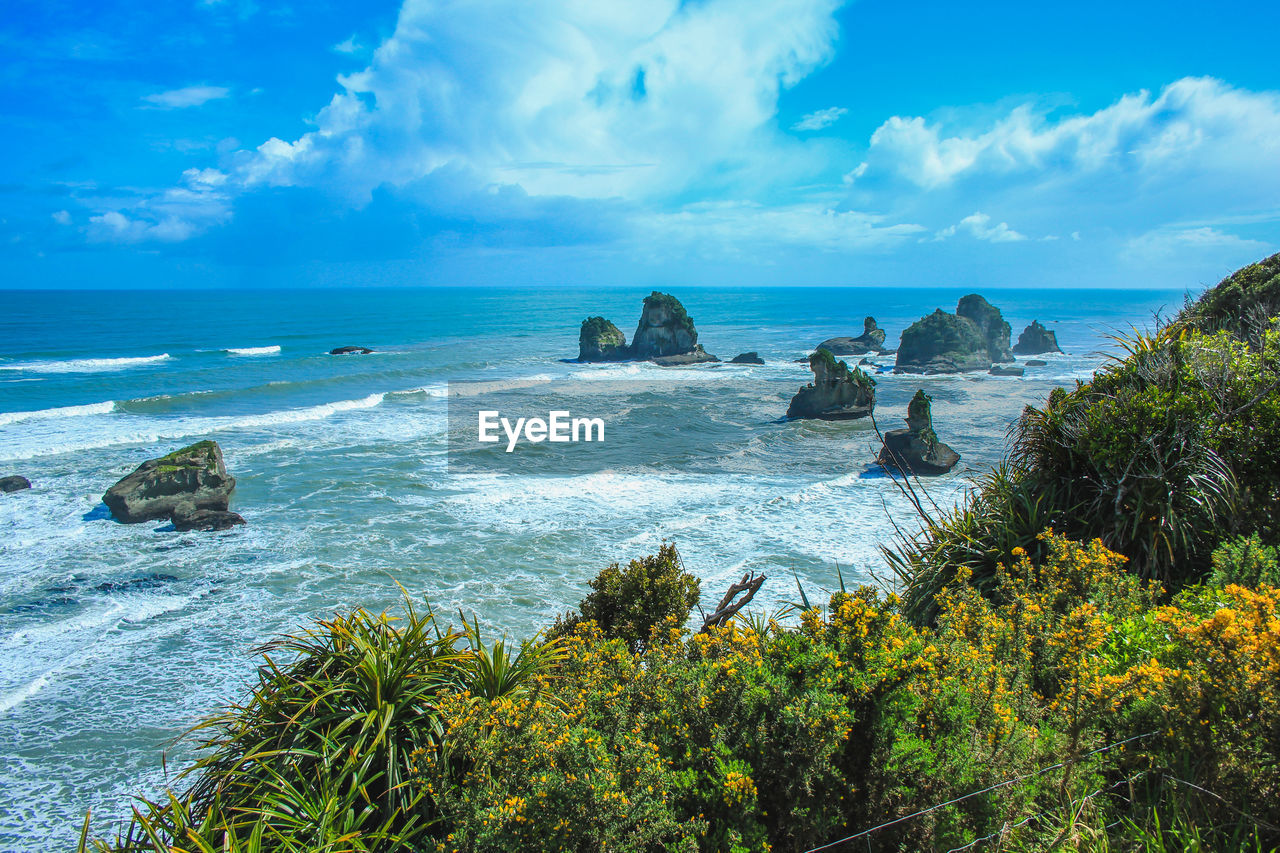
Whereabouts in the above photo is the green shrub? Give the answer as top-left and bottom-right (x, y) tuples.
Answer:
(1209, 534), (1280, 588)
(551, 543), (700, 653)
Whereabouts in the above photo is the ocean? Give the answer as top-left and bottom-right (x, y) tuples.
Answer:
(0, 285), (1186, 847)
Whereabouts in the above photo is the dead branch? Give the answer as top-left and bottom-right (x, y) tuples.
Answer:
(699, 571), (766, 632)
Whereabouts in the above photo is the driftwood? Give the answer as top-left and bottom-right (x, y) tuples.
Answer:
(699, 571), (766, 632)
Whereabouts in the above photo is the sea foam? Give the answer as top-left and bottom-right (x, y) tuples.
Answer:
(0, 354), (170, 374)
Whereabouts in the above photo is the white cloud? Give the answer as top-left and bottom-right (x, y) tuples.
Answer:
(851, 77), (1280, 192)
(51, 210), (71, 225)
(142, 85), (231, 109)
(792, 106), (846, 132)
(935, 212), (1026, 243)
(641, 200), (925, 257)
(86, 183), (231, 244)
(1123, 226), (1269, 263)
(234, 0), (845, 201)
(332, 36), (362, 55)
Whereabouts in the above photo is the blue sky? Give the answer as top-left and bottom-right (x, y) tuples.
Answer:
(4, 0), (1279, 288)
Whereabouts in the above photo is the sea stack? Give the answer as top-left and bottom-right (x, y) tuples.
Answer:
(818, 317), (890, 356)
(786, 349), (876, 420)
(877, 390), (960, 475)
(102, 440), (238, 525)
(1012, 321), (1062, 355)
(895, 295), (1014, 374)
(576, 292), (717, 364)
(578, 317), (628, 361)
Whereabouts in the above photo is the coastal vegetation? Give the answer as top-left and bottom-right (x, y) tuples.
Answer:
(84, 254), (1280, 851)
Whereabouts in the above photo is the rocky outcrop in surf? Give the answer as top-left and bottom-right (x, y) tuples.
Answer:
(578, 317), (628, 362)
(330, 346), (373, 355)
(818, 317), (890, 356)
(576, 292), (717, 364)
(895, 295), (1014, 374)
(172, 500), (246, 532)
(877, 390), (960, 475)
(0, 475), (31, 493)
(786, 349), (875, 420)
(729, 352), (765, 365)
(1012, 320), (1062, 355)
(103, 440), (238, 525)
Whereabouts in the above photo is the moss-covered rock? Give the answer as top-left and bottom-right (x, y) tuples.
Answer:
(1012, 320), (1062, 355)
(630, 292), (702, 360)
(786, 348), (876, 420)
(102, 440), (237, 525)
(894, 309), (991, 373)
(895, 295), (1015, 373)
(578, 316), (628, 362)
(878, 390), (960, 476)
(956, 294), (1014, 363)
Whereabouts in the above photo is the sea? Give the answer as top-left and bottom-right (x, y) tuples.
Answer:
(0, 285), (1187, 848)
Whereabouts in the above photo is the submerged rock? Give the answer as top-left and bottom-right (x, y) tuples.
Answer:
(329, 346), (373, 355)
(989, 365), (1025, 376)
(729, 352), (765, 365)
(578, 317), (628, 362)
(786, 349), (876, 420)
(103, 440), (236, 524)
(895, 294), (1014, 373)
(1012, 320), (1063, 355)
(877, 390), (960, 476)
(1, 475), (31, 493)
(172, 501), (246, 532)
(818, 317), (889, 356)
(653, 345), (719, 366)
(1025, 359), (1048, 367)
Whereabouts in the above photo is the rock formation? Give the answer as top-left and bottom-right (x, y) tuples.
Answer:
(989, 365), (1025, 377)
(1, 475), (31, 493)
(729, 352), (765, 365)
(1012, 320), (1062, 355)
(575, 292), (717, 364)
(172, 500), (246, 532)
(818, 317), (889, 356)
(1025, 359), (1048, 367)
(877, 390), (960, 476)
(895, 295), (1015, 373)
(102, 440), (237, 525)
(786, 349), (876, 420)
(330, 346), (373, 355)
(578, 317), (628, 361)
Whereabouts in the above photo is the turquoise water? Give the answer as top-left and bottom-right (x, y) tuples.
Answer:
(0, 285), (1186, 846)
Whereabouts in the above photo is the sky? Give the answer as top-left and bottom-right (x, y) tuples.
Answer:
(3, 0), (1279, 289)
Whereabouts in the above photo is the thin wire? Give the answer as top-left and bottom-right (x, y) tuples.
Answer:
(804, 731), (1158, 853)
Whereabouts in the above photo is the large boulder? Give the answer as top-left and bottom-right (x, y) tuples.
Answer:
(630, 292), (704, 360)
(329, 346), (373, 355)
(956, 294), (1014, 363)
(895, 295), (1015, 373)
(786, 349), (876, 420)
(102, 440), (236, 524)
(1, 475), (31, 493)
(1012, 320), (1062, 355)
(578, 317), (628, 362)
(818, 317), (889, 356)
(894, 309), (992, 374)
(729, 351), (765, 365)
(877, 390), (960, 476)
